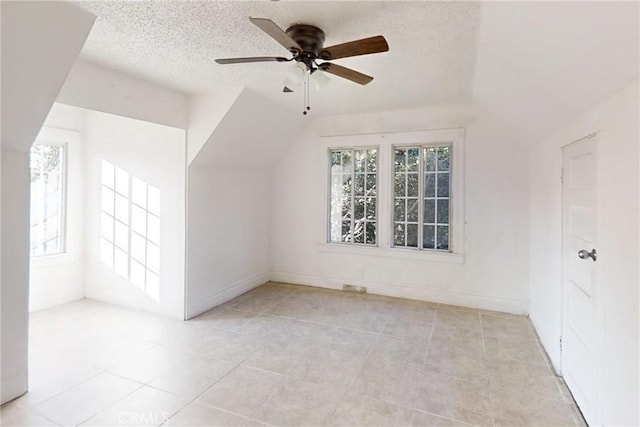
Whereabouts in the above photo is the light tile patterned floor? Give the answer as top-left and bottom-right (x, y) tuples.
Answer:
(0, 282), (586, 426)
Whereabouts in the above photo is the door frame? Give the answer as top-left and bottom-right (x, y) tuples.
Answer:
(560, 132), (602, 426)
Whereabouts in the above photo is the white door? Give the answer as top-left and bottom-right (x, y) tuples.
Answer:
(561, 134), (599, 426)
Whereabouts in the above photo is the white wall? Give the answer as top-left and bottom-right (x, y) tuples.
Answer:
(528, 79), (639, 426)
(473, 1), (639, 145)
(184, 89), (301, 318)
(186, 87), (243, 165)
(271, 106), (530, 314)
(83, 111), (186, 319)
(0, 0), (94, 404)
(29, 105), (87, 311)
(58, 59), (188, 130)
(185, 166), (270, 318)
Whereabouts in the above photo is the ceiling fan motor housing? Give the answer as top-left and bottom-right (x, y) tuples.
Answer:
(286, 24), (325, 69)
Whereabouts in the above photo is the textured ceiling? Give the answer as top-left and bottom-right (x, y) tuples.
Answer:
(71, 1), (481, 116)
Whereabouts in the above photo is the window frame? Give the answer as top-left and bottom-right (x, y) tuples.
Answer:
(326, 146), (379, 246)
(29, 140), (68, 258)
(391, 143), (453, 252)
(320, 128), (465, 263)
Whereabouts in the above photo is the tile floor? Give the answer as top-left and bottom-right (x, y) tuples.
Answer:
(1, 282), (586, 426)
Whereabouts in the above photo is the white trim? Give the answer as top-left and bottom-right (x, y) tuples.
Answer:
(320, 128), (465, 259)
(270, 271), (527, 315)
(185, 272), (270, 319)
(317, 242), (464, 263)
(30, 127), (80, 260)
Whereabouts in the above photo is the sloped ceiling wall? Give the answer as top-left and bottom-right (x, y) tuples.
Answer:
(473, 1), (639, 144)
(190, 89), (304, 170)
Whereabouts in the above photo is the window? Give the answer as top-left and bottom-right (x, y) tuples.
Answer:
(30, 143), (66, 257)
(100, 160), (161, 301)
(393, 145), (451, 251)
(328, 148), (378, 245)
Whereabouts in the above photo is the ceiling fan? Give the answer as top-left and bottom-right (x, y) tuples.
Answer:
(215, 18), (389, 87)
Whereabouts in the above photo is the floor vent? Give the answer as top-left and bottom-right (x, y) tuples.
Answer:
(343, 284), (367, 293)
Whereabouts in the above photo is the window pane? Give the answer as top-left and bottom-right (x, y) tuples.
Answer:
(365, 173), (376, 196)
(394, 174), (406, 196)
(330, 175), (344, 241)
(147, 185), (161, 217)
(331, 151), (341, 168)
(437, 199), (450, 224)
(367, 149), (377, 173)
(329, 148), (376, 246)
(407, 224), (418, 248)
(424, 199), (436, 224)
(341, 221), (351, 242)
(407, 198), (419, 222)
(29, 143), (66, 257)
(436, 225), (449, 250)
(354, 198), (365, 220)
(132, 177), (147, 208)
(365, 198), (376, 220)
(342, 196), (353, 221)
(423, 226), (435, 249)
(394, 149), (406, 172)
(131, 205), (147, 236)
(437, 147), (450, 171)
(407, 173), (419, 197)
(365, 222), (376, 244)
(394, 198), (406, 221)
(102, 187), (114, 216)
(147, 214), (160, 245)
(354, 174), (365, 197)
(425, 173), (436, 197)
(101, 160), (115, 188)
(437, 173), (450, 197)
(424, 147), (436, 172)
(354, 149), (366, 173)
(407, 148), (419, 172)
(46, 172), (61, 193)
(394, 223), (406, 246)
(354, 220), (365, 244)
(341, 151), (353, 173)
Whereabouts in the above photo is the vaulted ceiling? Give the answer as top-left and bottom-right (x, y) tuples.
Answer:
(71, 1), (638, 141)
(72, 1), (481, 116)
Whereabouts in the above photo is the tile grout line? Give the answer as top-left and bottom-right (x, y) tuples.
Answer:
(324, 304), (395, 423)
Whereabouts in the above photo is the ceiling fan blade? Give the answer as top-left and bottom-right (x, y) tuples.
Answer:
(215, 56), (289, 64)
(319, 63), (373, 85)
(249, 17), (302, 54)
(319, 35), (389, 60)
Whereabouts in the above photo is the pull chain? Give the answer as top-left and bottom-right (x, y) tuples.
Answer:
(303, 73), (311, 115)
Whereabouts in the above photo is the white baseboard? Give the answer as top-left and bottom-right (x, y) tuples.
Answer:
(186, 272), (270, 319)
(270, 271), (528, 315)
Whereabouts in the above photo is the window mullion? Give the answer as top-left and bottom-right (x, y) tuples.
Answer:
(418, 146), (424, 249)
(350, 149), (355, 244)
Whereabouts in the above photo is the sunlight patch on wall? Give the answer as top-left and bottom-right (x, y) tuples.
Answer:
(100, 160), (161, 301)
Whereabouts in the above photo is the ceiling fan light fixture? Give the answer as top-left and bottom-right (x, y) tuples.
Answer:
(310, 69), (331, 91)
